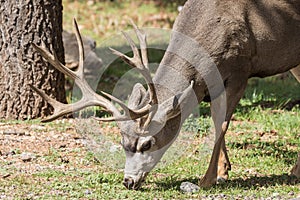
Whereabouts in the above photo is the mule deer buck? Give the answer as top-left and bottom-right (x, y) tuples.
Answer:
(31, 0), (300, 190)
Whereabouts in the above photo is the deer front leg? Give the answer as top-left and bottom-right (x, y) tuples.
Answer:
(199, 79), (247, 187)
(199, 121), (229, 187)
(217, 138), (231, 182)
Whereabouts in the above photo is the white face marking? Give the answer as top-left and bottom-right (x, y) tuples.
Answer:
(123, 143), (170, 189)
(120, 114), (182, 189)
(125, 147), (164, 174)
(136, 136), (155, 152)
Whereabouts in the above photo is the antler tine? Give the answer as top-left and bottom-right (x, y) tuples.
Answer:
(32, 43), (77, 81)
(29, 84), (101, 122)
(32, 19), (149, 122)
(32, 19), (85, 82)
(29, 85), (66, 114)
(130, 22), (158, 106)
(73, 18), (85, 79)
(32, 42), (91, 102)
(130, 19), (148, 70)
(100, 91), (152, 120)
(109, 23), (158, 107)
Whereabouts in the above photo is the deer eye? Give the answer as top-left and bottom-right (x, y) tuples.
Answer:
(141, 140), (152, 152)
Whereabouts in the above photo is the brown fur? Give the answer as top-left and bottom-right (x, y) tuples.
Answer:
(152, 0), (300, 186)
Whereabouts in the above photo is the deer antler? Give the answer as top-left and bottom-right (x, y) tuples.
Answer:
(107, 21), (158, 127)
(30, 18), (157, 123)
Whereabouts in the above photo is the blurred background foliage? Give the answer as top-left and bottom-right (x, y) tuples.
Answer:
(62, 0), (186, 43)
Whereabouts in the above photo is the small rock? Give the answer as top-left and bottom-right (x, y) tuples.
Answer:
(288, 191), (294, 196)
(273, 192), (280, 197)
(24, 131), (31, 136)
(20, 152), (36, 162)
(3, 129), (25, 136)
(180, 181), (200, 193)
(219, 193), (227, 198)
(85, 189), (92, 195)
(30, 124), (46, 130)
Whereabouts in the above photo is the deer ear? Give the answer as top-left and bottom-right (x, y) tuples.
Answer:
(153, 81), (196, 125)
(168, 80), (196, 119)
(128, 83), (147, 109)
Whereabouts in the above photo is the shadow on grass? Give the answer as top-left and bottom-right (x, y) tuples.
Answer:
(150, 173), (299, 191)
(193, 75), (300, 118)
(238, 75), (300, 111)
(144, 177), (198, 191)
(227, 140), (298, 165)
(218, 174), (299, 189)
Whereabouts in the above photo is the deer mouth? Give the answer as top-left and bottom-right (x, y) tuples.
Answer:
(123, 172), (149, 190)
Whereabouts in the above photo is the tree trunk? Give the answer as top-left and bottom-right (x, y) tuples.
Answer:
(0, 0), (66, 120)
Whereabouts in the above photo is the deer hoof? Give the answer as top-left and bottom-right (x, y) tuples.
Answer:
(217, 176), (227, 184)
(198, 176), (216, 188)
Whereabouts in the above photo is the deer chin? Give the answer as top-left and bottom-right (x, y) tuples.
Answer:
(123, 147), (168, 190)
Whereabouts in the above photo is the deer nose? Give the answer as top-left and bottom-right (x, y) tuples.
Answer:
(123, 177), (135, 189)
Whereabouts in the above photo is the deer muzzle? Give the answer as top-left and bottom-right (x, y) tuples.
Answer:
(123, 172), (149, 190)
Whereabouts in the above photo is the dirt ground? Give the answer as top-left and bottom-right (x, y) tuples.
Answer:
(0, 119), (118, 182)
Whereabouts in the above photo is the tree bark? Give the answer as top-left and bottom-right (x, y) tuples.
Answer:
(0, 0), (66, 120)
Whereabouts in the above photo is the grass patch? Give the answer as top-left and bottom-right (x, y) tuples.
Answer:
(2, 75), (299, 198)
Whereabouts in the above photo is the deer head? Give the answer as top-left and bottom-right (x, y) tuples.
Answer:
(30, 19), (195, 190)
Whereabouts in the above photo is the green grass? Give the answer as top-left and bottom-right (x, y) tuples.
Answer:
(1, 76), (299, 199)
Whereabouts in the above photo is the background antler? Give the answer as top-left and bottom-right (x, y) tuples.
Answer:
(30, 18), (156, 123)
